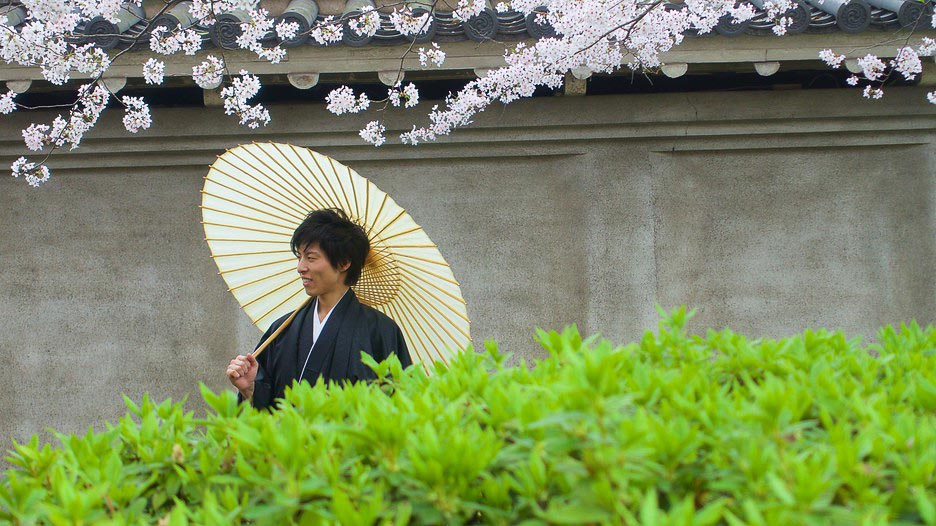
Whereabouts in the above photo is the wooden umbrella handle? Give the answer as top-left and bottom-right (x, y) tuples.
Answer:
(251, 295), (313, 358)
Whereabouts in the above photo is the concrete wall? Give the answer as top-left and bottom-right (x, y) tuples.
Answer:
(1, 86), (934, 445)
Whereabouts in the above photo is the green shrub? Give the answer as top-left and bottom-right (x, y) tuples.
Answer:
(3, 308), (936, 525)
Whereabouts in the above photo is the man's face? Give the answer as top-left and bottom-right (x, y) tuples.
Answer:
(297, 243), (348, 297)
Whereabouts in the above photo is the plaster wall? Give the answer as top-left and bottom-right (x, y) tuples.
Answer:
(1, 87), (933, 444)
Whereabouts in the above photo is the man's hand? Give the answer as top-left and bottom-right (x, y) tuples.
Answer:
(226, 353), (258, 399)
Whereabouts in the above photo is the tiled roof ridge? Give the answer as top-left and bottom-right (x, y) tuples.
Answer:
(1, 0), (933, 54)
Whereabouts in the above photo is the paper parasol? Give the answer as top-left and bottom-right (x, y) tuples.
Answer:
(201, 142), (470, 371)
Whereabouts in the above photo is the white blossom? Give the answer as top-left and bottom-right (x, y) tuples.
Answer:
(227, 9), (287, 64)
(150, 26), (202, 56)
(862, 85), (883, 99)
(192, 55), (224, 89)
(890, 47), (921, 81)
(919, 37), (936, 56)
(348, 7), (380, 37)
(762, 0), (794, 35)
(326, 86), (371, 115)
(11, 157), (51, 187)
(359, 120), (386, 146)
(388, 83), (420, 108)
(403, 83), (419, 108)
(75, 0), (124, 23)
(819, 49), (845, 69)
(58, 83), (110, 149)
(23, 123), (49, 151)
(418, 43), (446, 67)
(857, 53), (886, 82)
(390, 8), (431, 36)
(220, 70), (270, 128)
(927, 91), (936, 104)
(4, 0), (935, 176)
(771, 17), (788, 35)
(189, 0), (260, 23)
(188, 0), (214, 22)
(388, 88), (402, 107)
(258, 46), (286, 64)
(71, 44), (110, 76)
(454, 0), (487, 20)
(275, 20), (301, 41)
(0, 90), (16, 114)
(150, 26), (182, 55)
(143, 58), (165, 85)
(121, 96), (152, 133)
(14, 83), (110, 175)
(179, 29), (203, 55)
(310, 16), (342, 45)
(237, 8), (273, 54)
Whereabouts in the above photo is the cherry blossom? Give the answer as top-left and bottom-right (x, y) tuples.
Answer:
(453, 0), (487, 21)
(389, 83), (420, 108)
(359, 120), (386, 146)
(220, 70), (271, 129)
(11, 156), (50, 188)
(326, 86), (371, 115)
(827, 39), (934, 99)
(389, 7), (431, 36)
(310, 16), (342, 45)
(2, 0), (934, 187)
(0, 90), (15, 115)
(920, 38), (936, 57)
(819, 49), (846, 69)
(856, 54), (886, 82)
(23, 124), (48, 151)
(189, 0), (261, 23)
(348, 6), (380, 37)
(121, 96), (152, 133)
(418, 43), (446, 68)
(862, 85), (884, 100)
(22, 83), (110, 153)
(143, 58), (165, 85)
(891, 47), (922, 81)
(762, 0), (795, 35)
(237, 8), (274, 53)
(178, 30), (204, 56)
(192, 55), (225, 89)
(275, 20), (301, 41)
(150, 26), (204, 56)
(150, 26), (184, 55)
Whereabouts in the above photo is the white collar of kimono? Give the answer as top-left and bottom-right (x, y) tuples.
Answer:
(312, 288), (348, 344)
(299, 288), (349, 383)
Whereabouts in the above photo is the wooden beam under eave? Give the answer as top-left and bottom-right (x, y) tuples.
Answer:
(563, 73), (586, 96)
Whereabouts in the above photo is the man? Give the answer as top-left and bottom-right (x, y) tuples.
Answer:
(226, 208), (411, 409)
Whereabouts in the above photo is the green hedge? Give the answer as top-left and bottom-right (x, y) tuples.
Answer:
(3, 308), (936, 525)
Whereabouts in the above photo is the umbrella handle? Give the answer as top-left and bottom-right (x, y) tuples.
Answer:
(251, 295), (313, 358)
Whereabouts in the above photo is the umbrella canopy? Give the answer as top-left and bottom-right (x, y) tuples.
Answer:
(201, 142), (470, 371)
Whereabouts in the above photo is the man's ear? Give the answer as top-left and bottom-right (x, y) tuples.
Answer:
(337, 260), (351, 273)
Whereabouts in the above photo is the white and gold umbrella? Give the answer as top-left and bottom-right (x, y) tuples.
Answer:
(201, 142), (470, 372)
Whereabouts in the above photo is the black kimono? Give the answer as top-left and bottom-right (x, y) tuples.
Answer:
(243, 289), (411, 410)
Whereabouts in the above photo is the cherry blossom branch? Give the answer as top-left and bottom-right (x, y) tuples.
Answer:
(3, 0), (935, 186)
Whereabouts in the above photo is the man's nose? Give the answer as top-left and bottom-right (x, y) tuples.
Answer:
(297, 258), (307, 273)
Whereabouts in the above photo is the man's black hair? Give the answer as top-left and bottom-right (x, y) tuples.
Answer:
(291, 208), (370, 286)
